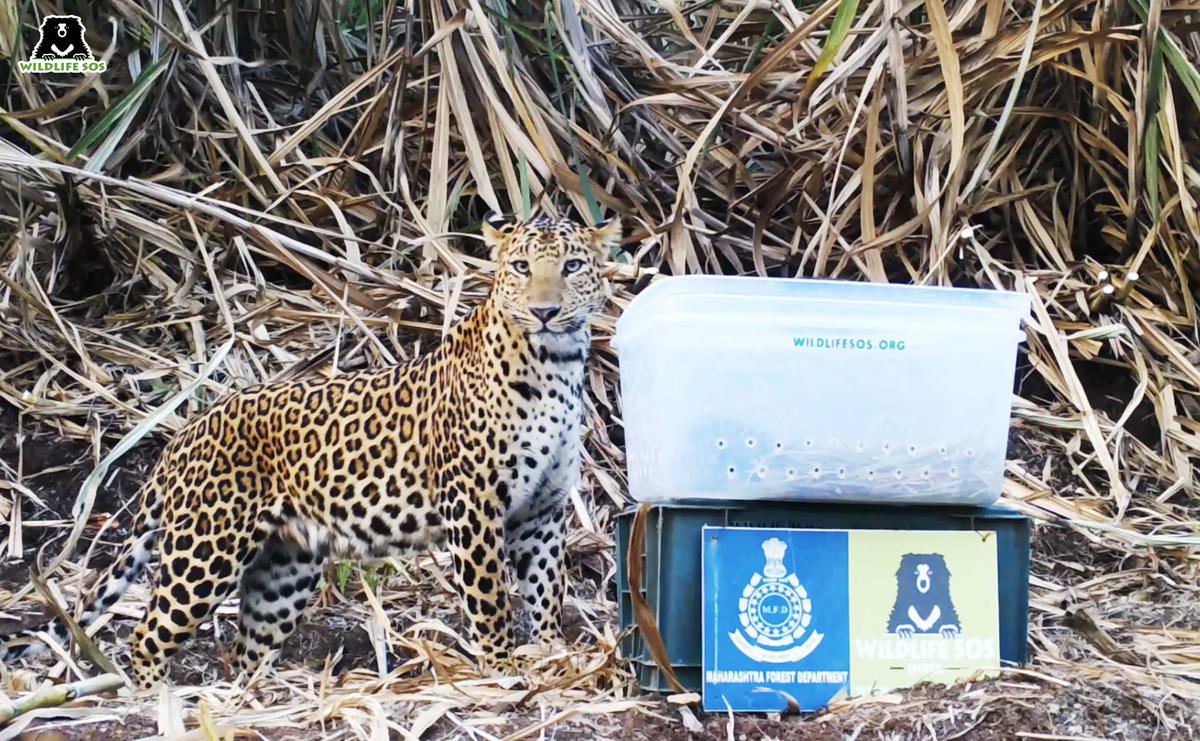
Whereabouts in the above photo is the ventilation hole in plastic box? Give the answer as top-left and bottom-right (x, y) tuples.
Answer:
(949, 466), (959, 478)
(837, 467), (847, 478)
(866, 469), (876, 480)
(786, 468), (798, 480)
(964, 448), (975, 458)
(715, 438), (727, 450)
(726, 466), (737, 479)
(811, 465), (821, 476)
(856, 441), (866, 453)
(939, 445), (949, 456)
(774, 441), (784, 451)
(756, 465), (768, 478)
(893, 468), (904, 480)
(907, 444), (918, 456)
(745, 437), (757, 448)
(881, 441), (892, 453)
(921, 468), (932, 479)
(804, 438), (814, 448)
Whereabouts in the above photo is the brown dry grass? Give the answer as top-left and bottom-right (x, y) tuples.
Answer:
(0, 0), (1199, 738)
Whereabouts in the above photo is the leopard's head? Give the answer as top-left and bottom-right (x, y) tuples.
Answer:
(483, 214), (620, 336)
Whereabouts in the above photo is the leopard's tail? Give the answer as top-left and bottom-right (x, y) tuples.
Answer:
(0, 480), (163, 663)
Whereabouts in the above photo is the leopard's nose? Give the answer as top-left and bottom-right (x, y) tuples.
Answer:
(530, 306), (561, 324)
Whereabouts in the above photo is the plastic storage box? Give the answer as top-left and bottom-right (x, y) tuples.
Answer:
(612, 277), (1031, 505)
(615, 501), (1031, 694)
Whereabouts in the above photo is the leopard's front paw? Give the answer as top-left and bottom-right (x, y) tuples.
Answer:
(479, 650), (519, 677)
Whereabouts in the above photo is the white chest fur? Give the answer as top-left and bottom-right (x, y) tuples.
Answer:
(503, 334), (587, 520)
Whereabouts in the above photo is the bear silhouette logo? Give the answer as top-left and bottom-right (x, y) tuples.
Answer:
(886, 553), (961, 638)
(31, 15), (93, 60)
(18, 15), (106, 74)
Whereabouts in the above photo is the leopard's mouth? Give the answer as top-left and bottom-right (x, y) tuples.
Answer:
(534, 318), (586, 335)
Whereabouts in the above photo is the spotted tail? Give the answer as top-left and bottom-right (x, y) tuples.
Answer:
(0, 481), (163, 663)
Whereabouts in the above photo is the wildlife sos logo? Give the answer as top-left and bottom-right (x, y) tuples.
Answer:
(729, 537), (824, 662)
(18, 15), (107, 74)
(703, 528), (850, 712)
(849, 532), (1000, 697)
(703, 527), (1001, 712)
(886, 553), (960, 638)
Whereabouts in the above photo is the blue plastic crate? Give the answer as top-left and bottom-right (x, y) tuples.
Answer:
(615, 500), (1031, 694)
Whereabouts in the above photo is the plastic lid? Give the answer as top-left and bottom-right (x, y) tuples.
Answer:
(614, 276), (1032, 347)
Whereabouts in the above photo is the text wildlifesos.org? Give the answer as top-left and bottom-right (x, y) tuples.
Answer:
(793, 336), (907, 351)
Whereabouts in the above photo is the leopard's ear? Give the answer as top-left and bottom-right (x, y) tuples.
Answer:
(589, 217), (622, 259)
(482, 211), (509, 260)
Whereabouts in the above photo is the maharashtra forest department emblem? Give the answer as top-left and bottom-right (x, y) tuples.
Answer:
(730, 537), (824, 662)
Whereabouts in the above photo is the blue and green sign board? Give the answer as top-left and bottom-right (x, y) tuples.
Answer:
(702, 527), (1000, 712)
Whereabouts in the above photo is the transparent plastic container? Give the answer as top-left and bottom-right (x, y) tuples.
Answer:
(612, 276), (1031, 505)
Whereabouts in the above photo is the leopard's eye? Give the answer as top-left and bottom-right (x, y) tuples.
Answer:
(511, 260), (530, 276)
(563, 259), (584, 275)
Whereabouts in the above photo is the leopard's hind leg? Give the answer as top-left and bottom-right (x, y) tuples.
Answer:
(234, 533), (324, 674)
(130, 507), (262, 689)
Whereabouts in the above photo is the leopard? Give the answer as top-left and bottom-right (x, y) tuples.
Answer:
(0, 213), (621, 689)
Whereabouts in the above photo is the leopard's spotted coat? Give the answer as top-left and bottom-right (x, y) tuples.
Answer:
(0, 214), (620, 688)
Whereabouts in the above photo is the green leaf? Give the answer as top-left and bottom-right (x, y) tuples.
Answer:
(148, 378), (178, 396)
(1145, 116), (1161, 216)
(336, 560), (353, 592)
(67, 57), (170, 163)
(578, 162), (602, 224)
(1145, 27), (1164, 216)
(806, 0), (861, 92)
(743, 16), (779, 73)
(482, 6), (569, 63)
(1131, 0), (1200, 113)
(518, 153), (531, 220)
(363, 565), (381, 594)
